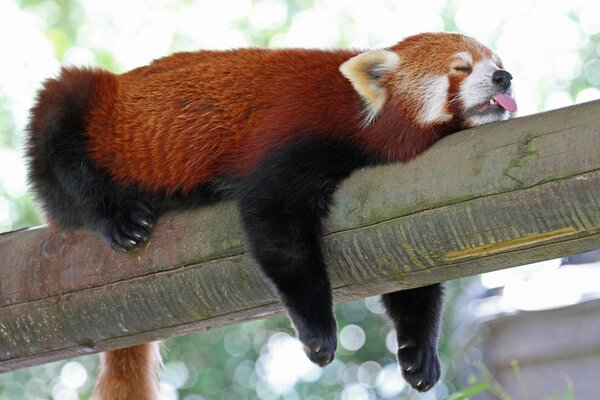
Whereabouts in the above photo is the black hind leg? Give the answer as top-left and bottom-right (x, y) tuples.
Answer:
(381, 284), (444, 392)
(238, 138), (371, 366)
(243, 205), (336, 366)
(53, 153), (158, 252)
(43, 124), (157, 251)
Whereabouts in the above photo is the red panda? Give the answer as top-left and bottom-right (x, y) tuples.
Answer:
(26, 32), (516, 397)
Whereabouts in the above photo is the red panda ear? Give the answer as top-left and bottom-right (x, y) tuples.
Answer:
(339, 49), (400, 125)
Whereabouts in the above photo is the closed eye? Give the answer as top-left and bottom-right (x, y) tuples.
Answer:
(453, 65), (472, 73)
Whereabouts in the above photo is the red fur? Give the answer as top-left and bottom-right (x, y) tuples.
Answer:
(70, 35), (487, 194)
(94, 343), (161, 400)
(81, 49), (362, 193)
(390, 32), (494, 75)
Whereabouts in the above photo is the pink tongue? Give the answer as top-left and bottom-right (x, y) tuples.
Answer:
(493, 93), (517, 112)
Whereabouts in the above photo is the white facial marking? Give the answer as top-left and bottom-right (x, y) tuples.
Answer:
(467, 110), (510, 126)
(460, 59), (498, 110)
(460, 58), (512, 127)
(417, 75), (453, 125)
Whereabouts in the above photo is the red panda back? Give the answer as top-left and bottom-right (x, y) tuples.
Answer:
(84, 49), (362, 194)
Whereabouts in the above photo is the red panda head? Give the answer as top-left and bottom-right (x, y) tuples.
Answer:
(340, 32), (516, 130)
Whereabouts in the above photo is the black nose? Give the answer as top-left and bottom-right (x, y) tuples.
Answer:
(492, 70), (512, 90)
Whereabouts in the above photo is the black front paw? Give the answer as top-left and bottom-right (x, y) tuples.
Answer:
(397, 342), (441, 392)
(300, 330), (337, 367)
(293, 317), (337, 367)
(105, 203), (156, 252)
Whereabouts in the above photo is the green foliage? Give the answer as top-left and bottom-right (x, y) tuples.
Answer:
(446, 382), (490, 400)
(447, 361), (574, 400)
(0, 96), (18, 148)
(570, 32), (600, 99)
(16, 0), (85, 63)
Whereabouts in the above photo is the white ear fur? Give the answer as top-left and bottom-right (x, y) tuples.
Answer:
(339, 49), (400, 125)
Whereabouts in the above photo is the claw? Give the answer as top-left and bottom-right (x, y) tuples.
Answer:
(105, 203), (156, 252)
(137, 203), (154, 216)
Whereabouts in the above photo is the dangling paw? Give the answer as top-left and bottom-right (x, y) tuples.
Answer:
(293, 314), (337, 367)
(300, 329), (337, 367)
(396, 340), (441, 392)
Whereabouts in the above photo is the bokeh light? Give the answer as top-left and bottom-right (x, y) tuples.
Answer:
(339, 325), (366, 352)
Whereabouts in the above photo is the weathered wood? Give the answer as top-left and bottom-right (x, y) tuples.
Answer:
(1, 100), (599, 371)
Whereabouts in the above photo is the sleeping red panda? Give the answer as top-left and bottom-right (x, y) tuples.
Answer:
(26, 32), (516, 397)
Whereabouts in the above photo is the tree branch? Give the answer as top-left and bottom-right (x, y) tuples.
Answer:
(1, 100), (599, 371)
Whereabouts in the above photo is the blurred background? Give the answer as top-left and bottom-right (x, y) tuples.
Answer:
(1, 0), (599, 399)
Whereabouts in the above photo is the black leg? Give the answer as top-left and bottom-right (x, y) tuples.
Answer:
(242, 204), (336, 366)
(238, 137), (373, 366)
(55, 138), (160, 251)
(26, 70), (159, 251)
(381, 283), (444, 392)
(36, 126), (156, 251)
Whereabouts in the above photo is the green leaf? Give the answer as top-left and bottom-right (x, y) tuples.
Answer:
(446, 382), (491, 400)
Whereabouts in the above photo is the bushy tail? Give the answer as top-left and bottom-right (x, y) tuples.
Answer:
(93, 343), (162, 400)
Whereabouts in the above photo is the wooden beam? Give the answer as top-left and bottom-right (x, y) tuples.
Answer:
(1, 100), (600, 372)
